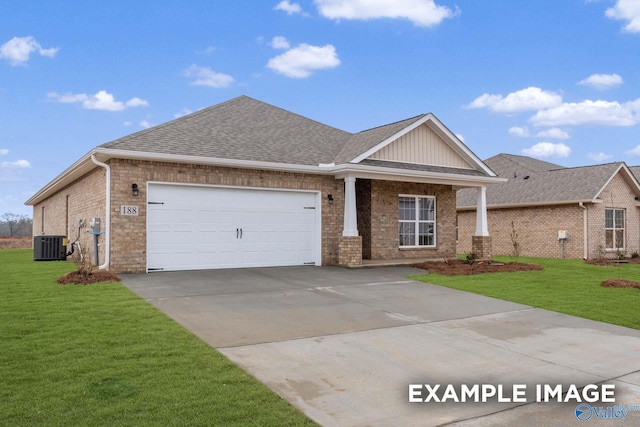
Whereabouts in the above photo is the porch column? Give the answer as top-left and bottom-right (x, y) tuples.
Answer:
(343, 176), (358, 236)
(472, 185), (492, 259)
(475, 186), (489, 236)
(339, 176), (362, 266)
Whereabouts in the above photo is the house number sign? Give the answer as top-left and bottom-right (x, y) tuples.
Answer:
(120, 205), (139, 216)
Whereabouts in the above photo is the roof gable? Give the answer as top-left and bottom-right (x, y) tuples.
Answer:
(367, 122), (474, 169)
(335, 113), (495, 176)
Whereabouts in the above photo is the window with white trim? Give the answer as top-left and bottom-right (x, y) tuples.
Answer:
(605, 208), (624, 250)
(399, 195), (435, 247)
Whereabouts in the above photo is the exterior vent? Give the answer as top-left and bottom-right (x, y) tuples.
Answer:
(34, 236), (67, 261)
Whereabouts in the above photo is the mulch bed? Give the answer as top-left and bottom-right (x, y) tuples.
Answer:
(601, 279), (640, 289)
(57, 270), (121, 285)
(413, 259), (543, 276)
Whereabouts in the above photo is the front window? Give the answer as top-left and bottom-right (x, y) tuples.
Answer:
(399, 196), (435, 247)
(605, 208), (624, 250)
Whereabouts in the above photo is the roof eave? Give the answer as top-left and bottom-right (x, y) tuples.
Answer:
(332, 163), (506, 186)
(457, 199), (602, 211)
(26, 147), (505, 207)
(25, 149), (98, 206)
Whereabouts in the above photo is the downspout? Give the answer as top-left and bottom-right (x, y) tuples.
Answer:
(579, 202), (587, 260)
(91, 154), (110, 269)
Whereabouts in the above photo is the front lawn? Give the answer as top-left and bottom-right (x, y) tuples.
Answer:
(0, 249), (315, 427)
(410, 256), (640, 330)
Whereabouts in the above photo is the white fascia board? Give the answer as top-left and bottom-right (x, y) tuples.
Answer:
(349, 113), (497, 177)
(457, 199), (601, 211)
(331, 163), (506, 187)
(94, 148), (330, 175)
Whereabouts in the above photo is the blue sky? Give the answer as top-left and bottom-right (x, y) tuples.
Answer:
(1, 0), (640, 217)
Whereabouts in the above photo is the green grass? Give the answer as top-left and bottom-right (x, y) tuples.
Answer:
(0, 249), (316, 427)
(410, 256), (640, 330)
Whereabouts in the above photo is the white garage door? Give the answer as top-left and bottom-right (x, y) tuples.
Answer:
(147, 184), (319, 272)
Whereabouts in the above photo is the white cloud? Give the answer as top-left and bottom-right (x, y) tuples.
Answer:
(508, 126), (570, 139)
(315, 0), (456, 27)
(535, 128), (570, 140)
(0, 36), (58, 66)
(125, 97), (149, 107)
(587, 152), (613, 162)
(454, 133), (464, 142)
(578, 73), (623, 90)
(174, 108), (193, 118)
(508, 126), (530, 137)
(182, 64), (234, 88)
(271, 36), (290, 49)
(275, 0), (304, 15)
(140, 120), (153, 129)
(522, 142), (571, 158)
(625, 145), (640, 156)
(267, 43), (340, 78)
(529, 98), (640, 127)
(606, 0), (640, 33)
(123, 121), (132, 126)
(0, 149), (8, 155)
(48, 90), (149, 112)
(467, 87), (562, 114)
(1, 159), (30, 168)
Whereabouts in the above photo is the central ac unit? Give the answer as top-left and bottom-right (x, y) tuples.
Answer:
(34, 235), (67, 261)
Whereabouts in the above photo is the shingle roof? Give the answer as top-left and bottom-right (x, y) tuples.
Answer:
(102, 96), (352, 166)
(457, 154), (627, 208)
(332, 115), (425, 164)
(631, 166), (640, 181)
(99, 95), (492, 178)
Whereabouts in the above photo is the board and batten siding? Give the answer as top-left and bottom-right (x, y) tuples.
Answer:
(369, 124), (473, 169)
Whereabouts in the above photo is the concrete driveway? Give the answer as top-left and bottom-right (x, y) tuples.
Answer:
(122, 266), (640, 426)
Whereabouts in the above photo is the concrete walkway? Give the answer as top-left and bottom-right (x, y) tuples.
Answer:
(122, 266), (640, 426)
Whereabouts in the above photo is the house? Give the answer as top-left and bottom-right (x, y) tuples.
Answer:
(26, 96), (502, 273)
(457, 153), (640, 259)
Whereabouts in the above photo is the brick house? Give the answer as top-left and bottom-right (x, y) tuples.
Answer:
(26, 96), (502, 273)
(457, 154), (640, 259)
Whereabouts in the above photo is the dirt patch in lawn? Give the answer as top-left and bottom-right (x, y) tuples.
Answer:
(414, 259), (543, 276)
(586, 258), (640, 266)
(57, 270), (121, 285)
(601, 279), (640, 289)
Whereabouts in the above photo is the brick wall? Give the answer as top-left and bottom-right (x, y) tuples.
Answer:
(32, 167), (107, 264)
(589, 172), (640, 258)
(370, 181), (457, 260)
(108, 159), (344, 272)
(457, 171), (640, 259)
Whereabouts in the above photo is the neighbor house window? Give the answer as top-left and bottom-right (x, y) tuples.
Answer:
(605, 208), (624, 250)
(399, 195), (435, 247)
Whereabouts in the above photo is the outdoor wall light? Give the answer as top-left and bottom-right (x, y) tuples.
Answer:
(327, 194), (334, 204)
(131, 183), (139, 197)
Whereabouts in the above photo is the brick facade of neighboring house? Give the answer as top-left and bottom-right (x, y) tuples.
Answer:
(457, 154), (640, 259)
(28, 96), (500, 273)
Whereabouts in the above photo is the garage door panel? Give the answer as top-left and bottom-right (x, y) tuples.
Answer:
(147, 184), (318, 271)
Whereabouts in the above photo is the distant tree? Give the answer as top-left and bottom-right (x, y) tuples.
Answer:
(0, 213), (32, 236)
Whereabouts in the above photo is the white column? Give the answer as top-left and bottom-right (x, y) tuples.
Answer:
(475, 186), (489, 236)
(342, 176), (358, 237)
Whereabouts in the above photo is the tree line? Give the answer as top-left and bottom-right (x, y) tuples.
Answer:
(0, 213), (33, 236)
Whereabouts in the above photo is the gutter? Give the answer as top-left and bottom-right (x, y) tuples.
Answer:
(90, 154), (110, 270)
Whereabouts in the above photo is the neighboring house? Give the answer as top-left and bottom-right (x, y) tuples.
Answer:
(457, 154), (640, 259)
(26, 96), (502, 273)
